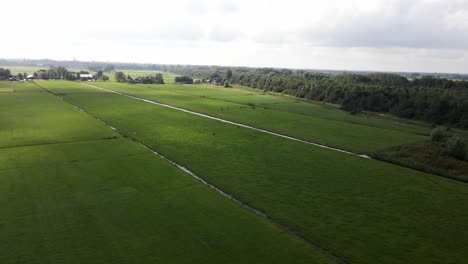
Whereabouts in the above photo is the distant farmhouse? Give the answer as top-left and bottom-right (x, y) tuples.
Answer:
(80, 73), (95, 81)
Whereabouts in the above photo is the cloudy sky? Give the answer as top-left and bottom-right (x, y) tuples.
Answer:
(2, 0), (468, 73)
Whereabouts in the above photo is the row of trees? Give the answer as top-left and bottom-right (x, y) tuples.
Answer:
(31, 67), (108, 81)
(168, 67), (468, 128)
(7, 59), (468, 81)
(115, 72), (164, 84)
(140, 74), (164, 84)
(174, 76), (194, 84)
(431, 127), (467, 160)
(33, 67), (77, 80)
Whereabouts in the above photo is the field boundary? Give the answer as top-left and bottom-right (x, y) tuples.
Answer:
(81, 83), (370, 159)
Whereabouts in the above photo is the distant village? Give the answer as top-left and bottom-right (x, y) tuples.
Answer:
(0, 67), (108, 82)
(1, 66), (231, 87)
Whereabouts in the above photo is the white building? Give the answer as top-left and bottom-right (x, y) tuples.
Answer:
(80, 74), (94, 80)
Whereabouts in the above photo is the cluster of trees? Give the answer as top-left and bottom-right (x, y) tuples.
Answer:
(94, 70), (110, 81)
(31, 67), (108, 81)
(168, 66), (468, 128)
(174, 76), (194, 84)
(25, 67), (110, 81)
(431, 127), (467, 160)
(115, 72), (164, 84)
(34, 67), (75, 80)
(115, 72), (126, 82)
(140, 74), (164, 84)
(0, 68), (11, 80)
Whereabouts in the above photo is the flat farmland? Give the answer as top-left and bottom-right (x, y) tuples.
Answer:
(89, 82), (428, 153)
(38, 81), (468, 264)
(141, 82), (429, 135)
(0, 92), (114, 148)
(0, 81), (336, 263)
(0, 81), (45, 93)
(1, 139), (332, 264)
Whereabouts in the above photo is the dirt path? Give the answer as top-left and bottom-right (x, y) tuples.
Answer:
(81, 83), (370, 159)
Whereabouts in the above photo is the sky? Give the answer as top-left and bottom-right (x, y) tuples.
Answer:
(1, 0), (468, 73)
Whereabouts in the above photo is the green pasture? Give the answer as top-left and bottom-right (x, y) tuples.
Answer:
(36, 81), (468, 264)
(0, 80), (336, 263)
(0, 139), (332, 264)
(0, 81), (43, 93)
(89, 82), (428, 153)
(0, 90), (114, 149)
(155, 83), (431, 135)
(144, 83), (431, 135)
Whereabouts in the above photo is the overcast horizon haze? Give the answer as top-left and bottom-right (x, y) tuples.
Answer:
(1, 0), (468, 74)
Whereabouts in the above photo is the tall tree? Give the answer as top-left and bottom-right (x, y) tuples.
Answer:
(115, 71), (126, 82)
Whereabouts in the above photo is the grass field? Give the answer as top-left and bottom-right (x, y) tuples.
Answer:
(0, 81), (44, 93)
(144, 83), (430, 135)
(36, 80), (468, 264)
(88, 82), (428, 153)
(0, 80), (341, 263)
(0, 92), (114, 148)
(1, 139), (334, 264)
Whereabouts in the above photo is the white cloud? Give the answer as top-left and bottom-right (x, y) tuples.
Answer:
(1, 0), (468, 73)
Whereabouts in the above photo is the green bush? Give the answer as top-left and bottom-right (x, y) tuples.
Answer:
(431, 127), (447, 142)
(446, 136), (466, 160)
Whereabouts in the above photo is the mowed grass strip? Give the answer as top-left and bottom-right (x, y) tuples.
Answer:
(0, 91), (114, 148)
(0, 139), (333, 264)
(54, 89), (468, 264)
(91, 82), (427, 153)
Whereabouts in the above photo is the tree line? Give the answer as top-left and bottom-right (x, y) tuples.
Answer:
(115, 72), (164, 84)
(0, 67), (110, 81)
(32, 67), (109, 81)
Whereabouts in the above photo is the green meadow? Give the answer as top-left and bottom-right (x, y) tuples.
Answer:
(91, 81), (428, 153)
(0, 92), (113, 148)
(0, 81), (337, 264)
(35, 80), (468, 264)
